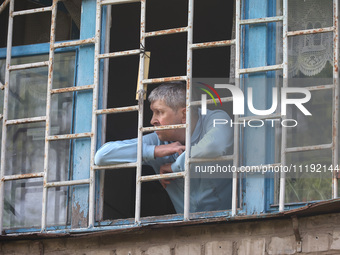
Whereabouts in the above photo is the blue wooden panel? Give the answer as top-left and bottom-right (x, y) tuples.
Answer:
(0, 43), (78, 59)
(71, 0), (96, 228)
(243, 0), (270, 215)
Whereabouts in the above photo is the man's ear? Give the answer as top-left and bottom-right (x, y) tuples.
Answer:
(181, 107), (186, 124)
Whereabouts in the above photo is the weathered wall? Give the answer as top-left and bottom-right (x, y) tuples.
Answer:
(1, 213), (340, 255)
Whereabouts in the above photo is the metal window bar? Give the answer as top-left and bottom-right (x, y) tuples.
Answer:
(0, 0), (10, 14)
(0, 0), (53, 232)
(233, 0), (241, 217)
(0, 0), (15, 233)
(12, 6), (53, 16)
(332, 0), (339, 198)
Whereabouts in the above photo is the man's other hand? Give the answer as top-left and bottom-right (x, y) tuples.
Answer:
(159, 163), (173, 189)
(154, 142), (185, 158)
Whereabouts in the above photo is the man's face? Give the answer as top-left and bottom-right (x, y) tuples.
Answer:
(150, 100), (186, 142)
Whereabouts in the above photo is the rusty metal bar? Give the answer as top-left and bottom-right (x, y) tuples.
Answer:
(141, 124), (187, 133)
(47, 132), (92, 141)
(191, 96), (233, 106)
(232, 0), (241, 217)
(0, 0), (10, 14)
(287, 26), (334, 37)
(95, 105), (139, 115)
(190, 39), (235, 50)
(45, 179), (90, 188)
(6, 116), (46, 125)
(285, 143), (332, 153)
(183, 0), (194, 222)
(332, 0), (339, 198)
(0, 0), (14, 234)
(134, 0), (146, 225)
(98, 49), (141, 59)
(239, 16), (284, 25)
(2, 172), (44, 181)
(142, 76), (187, 84)
(93, 162), (138, 170)
(9, 61), (49, 71)
(279, 0), (288, 212)
(305, 84), (334, 91)
(96, 5), (112, 222)
(189, 155), (234, 163)
(12, 6), (52, 16)
(41, 0), (58, 232)
(51, 85), (94, 94)
(139, 172), (184, 183)
(54, 38), (95, 49)
(100, 0), (140, 5)
(239, 64), (283, 74)
(89, 0), (103, 228)
(144, 27), (188, 37)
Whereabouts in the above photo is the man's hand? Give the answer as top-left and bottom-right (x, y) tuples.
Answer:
(154, 142), (185, 158)
(159, 163), (173, 189)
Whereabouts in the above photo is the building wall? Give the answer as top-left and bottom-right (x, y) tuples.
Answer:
(0, 212), (340, 255)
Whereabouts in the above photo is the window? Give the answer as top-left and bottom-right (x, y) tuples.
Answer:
(0, 0), (338, 234)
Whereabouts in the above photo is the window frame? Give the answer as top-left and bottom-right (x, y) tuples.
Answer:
(0, 0), (338, 235)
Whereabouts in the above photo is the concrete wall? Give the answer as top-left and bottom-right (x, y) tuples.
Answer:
(1, 213), (340, 255)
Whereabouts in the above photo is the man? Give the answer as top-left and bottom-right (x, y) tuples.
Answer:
(95, 82), (233, 213)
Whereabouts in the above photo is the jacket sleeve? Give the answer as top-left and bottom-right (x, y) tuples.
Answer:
(94, 133), (160, 166)
(171, 110), (233, 172)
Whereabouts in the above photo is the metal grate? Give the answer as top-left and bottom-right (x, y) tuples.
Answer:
(0, 0), (337, 233)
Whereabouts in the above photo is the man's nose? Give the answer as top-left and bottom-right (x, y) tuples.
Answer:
(150, 115), (158, 126)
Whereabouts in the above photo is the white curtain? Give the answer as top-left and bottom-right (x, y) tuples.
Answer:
(288, 0), (333, 77)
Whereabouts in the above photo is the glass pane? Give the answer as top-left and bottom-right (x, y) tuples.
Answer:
(288, 0), (333, 31)
(8, 52), (76, 120)
(285, 149), (332, 203)
(4, 178), (43, 229)
(286, 89), (332, 148)
(5, 122), (45, 176)
(8, 66), (48, 120)
(288, 33), (333, 79)
(50, 92), (73, 135)
(47, 187), (68, 226)
(48, 140), (71, 182)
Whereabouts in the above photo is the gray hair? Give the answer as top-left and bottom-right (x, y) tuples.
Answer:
(148, 82), (186, 111)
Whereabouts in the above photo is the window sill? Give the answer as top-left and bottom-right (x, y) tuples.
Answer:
(2, 198), (340, 240)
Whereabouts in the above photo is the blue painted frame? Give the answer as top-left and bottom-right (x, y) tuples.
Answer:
(241, 0), (278, 215)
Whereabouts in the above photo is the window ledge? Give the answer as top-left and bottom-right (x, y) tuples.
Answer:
(2, 198), (340, 240)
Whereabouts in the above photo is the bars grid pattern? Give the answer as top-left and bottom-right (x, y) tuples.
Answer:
(0, 0), (338, 233)
(0, 0), (96, 232)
